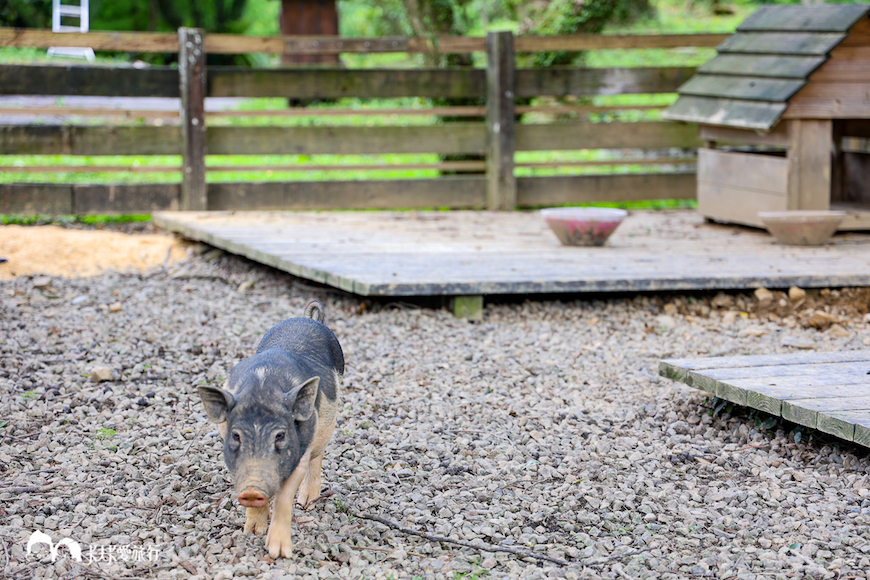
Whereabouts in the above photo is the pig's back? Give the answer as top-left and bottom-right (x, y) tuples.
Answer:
(256, 318), (344, 376)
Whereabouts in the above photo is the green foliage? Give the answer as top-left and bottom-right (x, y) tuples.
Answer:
(0, 0), (52, 28)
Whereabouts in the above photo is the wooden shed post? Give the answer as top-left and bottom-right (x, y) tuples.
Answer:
(179, 27), (207, 211)
(485, 30), (516, 211)
(786, 119), (833, 211)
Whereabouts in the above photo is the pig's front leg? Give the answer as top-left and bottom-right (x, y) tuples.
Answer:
(244, 506), (269, 535)
(266, 452), (310, 559)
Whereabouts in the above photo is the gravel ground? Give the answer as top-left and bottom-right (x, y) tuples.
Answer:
(2, 237), (870, 580)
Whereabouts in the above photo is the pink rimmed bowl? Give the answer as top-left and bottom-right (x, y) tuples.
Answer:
(541, 207), (628, 247)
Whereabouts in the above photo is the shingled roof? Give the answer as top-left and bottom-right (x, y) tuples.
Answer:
(662, 4), (870, 130)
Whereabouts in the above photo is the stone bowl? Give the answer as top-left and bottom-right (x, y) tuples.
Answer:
(541, 207), (628, 247)
(758, 210), (846, 246)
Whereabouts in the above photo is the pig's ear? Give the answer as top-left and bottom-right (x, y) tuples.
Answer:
(289, 376), (319, 422)
(198, 386), (235, 423)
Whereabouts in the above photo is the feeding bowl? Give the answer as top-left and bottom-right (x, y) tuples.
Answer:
(541, 207), (628, 247)
(758, 210), (846, 246)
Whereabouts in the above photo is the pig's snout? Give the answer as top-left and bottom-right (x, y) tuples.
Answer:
(237, 487), (269, 508)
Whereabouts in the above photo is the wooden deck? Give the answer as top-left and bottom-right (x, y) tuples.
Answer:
(152, 209), (870, 297)
(660, 351), (870, 448)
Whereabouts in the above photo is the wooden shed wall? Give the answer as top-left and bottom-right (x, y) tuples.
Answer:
(784, 16), (870, 119)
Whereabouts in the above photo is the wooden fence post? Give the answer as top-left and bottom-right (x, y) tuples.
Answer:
(485, 30), (516, 211)
(179, 27), (207, 211)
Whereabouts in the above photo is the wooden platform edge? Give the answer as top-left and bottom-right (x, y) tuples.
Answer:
(660, 354), (870, 447)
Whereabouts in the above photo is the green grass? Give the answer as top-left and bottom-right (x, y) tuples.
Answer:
(1, 213), (151, 225)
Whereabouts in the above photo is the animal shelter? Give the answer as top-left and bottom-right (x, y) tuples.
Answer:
(664, 4), (870, 230)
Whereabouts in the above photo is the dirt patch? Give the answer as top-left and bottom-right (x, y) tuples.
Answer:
(0, 224), (189, 280)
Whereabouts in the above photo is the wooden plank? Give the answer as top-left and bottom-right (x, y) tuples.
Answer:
(718, 32), (845, 56)
(699, 124), (789, 148)
(515, 34), (729, 51)
(698, 54), (825, 79)
(700, 148), (789, 196)
(516, 121), (700, 151)
(206, 125), (485, 156)
(207, 66), (691, 100)
(0, 64), (178, 97)
(516, 158), (695, 168)
(73, 184), (179, 214)
(485, 30), (516, 211)
(515, 67), (694, 98)
(0, 27), (729, 54)
(0, 165), (179, 173)
(0, 125), (181, 156)
(737, 5), (869, 33)
(660, 350), (870, 448)
(808, 47), (870, 82)
(839, 16), (870, 48)
(0, 183), (72, 214)
(783, 82), (870, 119)
(662, 350), (870, 372)
(179, 28), (207, 212)
(677, 74), (805, 102)
(663, 96), (786, 130)
(697, 183), (785, 228)
(787, 119), (832, 211)
(782, 395), (870, 440)
(0, 125), (69, 155)
(208, 68), (486, 99)
(825, 411), (870, 447)
(0, 27), (180, 52)
(206, 177), (486, 211)
(516, 172), (695, 207)
(0, 107), (181, 119)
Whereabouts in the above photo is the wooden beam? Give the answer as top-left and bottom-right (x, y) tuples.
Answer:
(179, 28), (207, 211)
(73, 184), (180, 214)
(0, 183), (73, 214)
(514, 66), (695, 98)
(206, 177), (487, 210)
(208, 68), (486, 99)
(207, 125), (486, 156)
(0, 27), (728, 54)
(0, 64), (178, 97)
(0, 122), (696, 157)
(516, 121), (700, 151)
(0, 125), (181, 155)
(514, 33), (729, 51)
(787, 119), (833, 211)
(485, 30), (516, 211)
(699, 124), (789, 148)
(516, 172), (696, 207)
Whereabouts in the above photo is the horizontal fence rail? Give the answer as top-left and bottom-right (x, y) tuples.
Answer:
(0, 27), (729, 54)
(0, 27), (710, 214)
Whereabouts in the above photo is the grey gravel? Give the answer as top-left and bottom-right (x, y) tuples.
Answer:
(2, 240), (870, 580)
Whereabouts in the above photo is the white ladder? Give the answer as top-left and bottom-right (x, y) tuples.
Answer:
(47, 0), (96, 61)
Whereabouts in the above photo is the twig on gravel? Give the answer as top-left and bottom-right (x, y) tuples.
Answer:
(0, 468), (64, 485)
(1, 537), (8, 570)
(350, 509), (571, 565)
(4, 482), (60, 493)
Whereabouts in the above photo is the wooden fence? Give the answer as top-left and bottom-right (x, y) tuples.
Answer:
(0, 27), (724, 214)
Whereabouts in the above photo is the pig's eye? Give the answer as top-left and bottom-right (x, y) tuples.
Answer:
(232, 432), (240, 443)
(275, 432), (285, 442)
